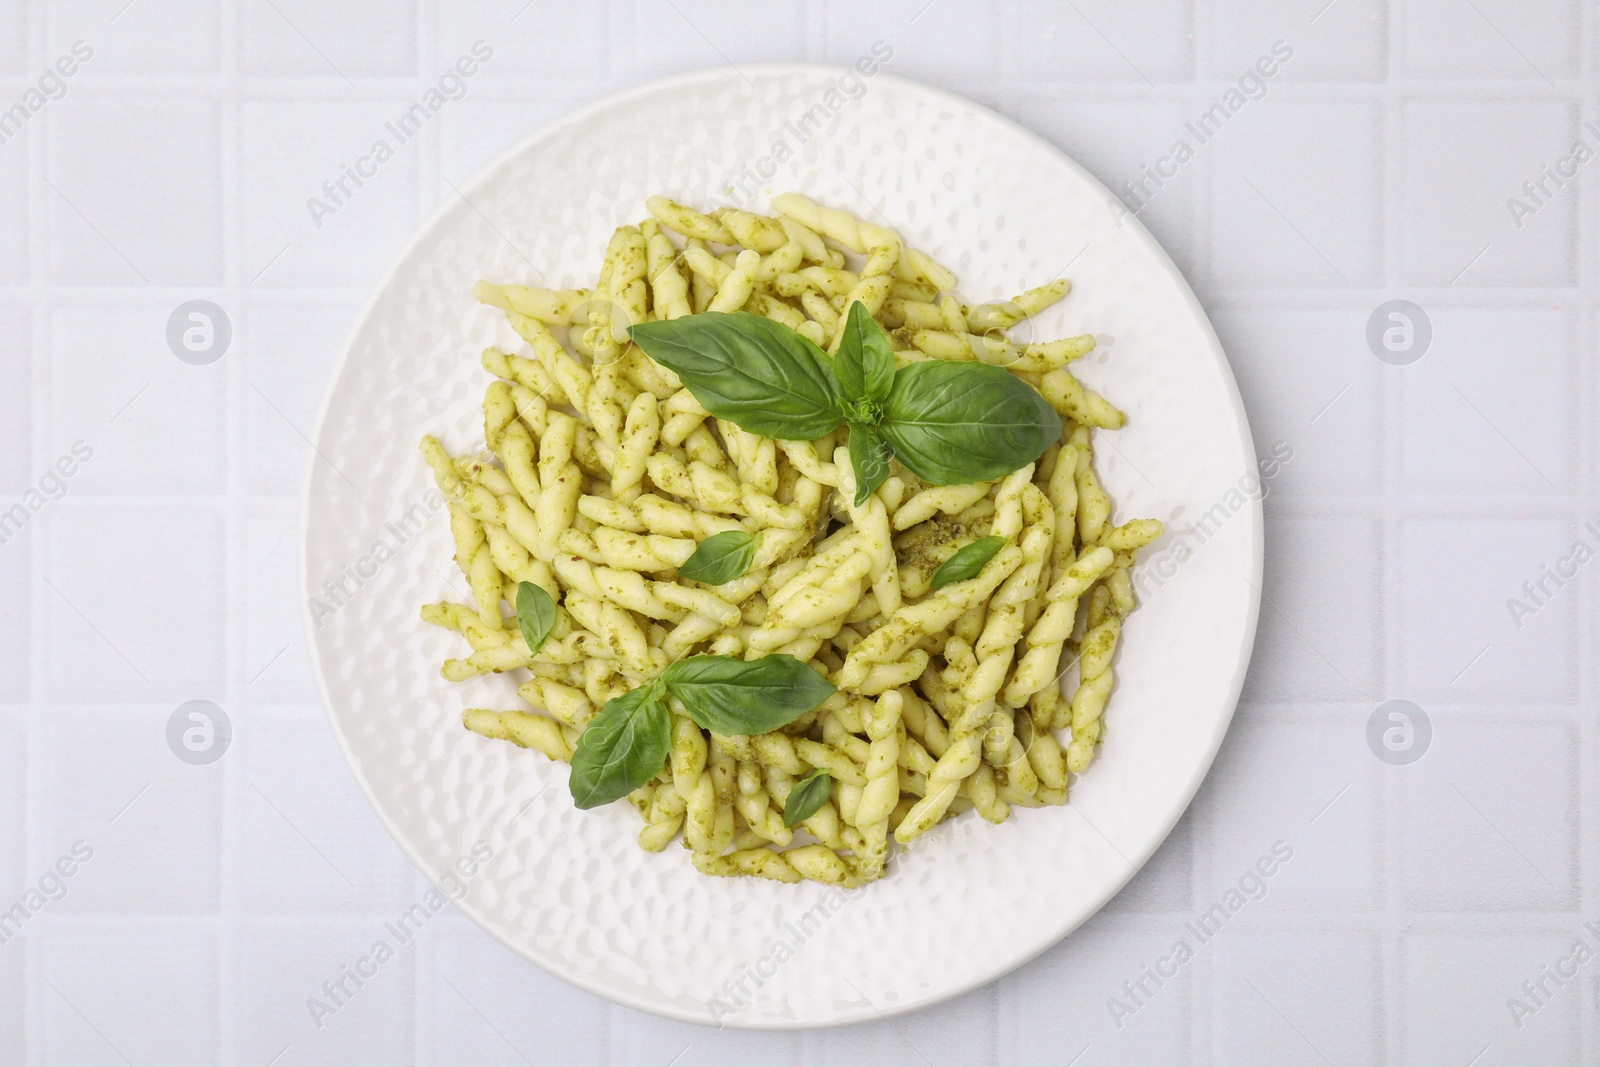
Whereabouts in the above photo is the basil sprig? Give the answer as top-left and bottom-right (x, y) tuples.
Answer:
(846, 421), (891, 507)
(928, 535), (1006, 590)
(568, 685), (670, 809)
(661, 654), (837, 735)
(783, 769), (833, 827)
(833, 300), (895, 411)
(515, 581), (556, 654)
(628, 313), (843, 439)
(567, 654), (836, 809)
(677, 530), (757, 585)
(628, 304), (1060, 499)
(834, 302), (897, 505)
(882, 362), (1061, 485)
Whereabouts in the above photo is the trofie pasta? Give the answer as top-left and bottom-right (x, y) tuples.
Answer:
(421, 193), (1162, 887)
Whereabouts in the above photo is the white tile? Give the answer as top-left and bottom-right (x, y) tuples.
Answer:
(817, 0), (998, 103)
(0, 718), (25, 905)
(244, 505), (317, 702)
(434, 5), (605, 79)
(1209, 101), (1382, 287)
(0, 927), (18, 1067)
(49, 0), (220, 76)
(236, 918), (413, 1067)
(0, 0), (24, 74)
(1013, 98), (1199, 278)
(611, 1010), (803, 1066)
(1399, 715), (1579, 911)
(235, 710), (416, 914)
(996, 913), (1191, 1065)
(888, 984), (999, 1066)
(1104, 807), (1195, 913)
(1402, 929), (1583, 1066)
(1244, 515), (1382, 701)
(47, 97), (223, 284)
(1208, 0), (1385, 81)
(44, 503), (226, 702)
(419, 919), (608, 1067)
(1398, 305), (1577, 494)
(1402, 0), (1580, 79)
(1006, 0), (1193, 83)
(45, 707), (222, 913)
(0, 526), (25, 703)
(1191, 712), (1380, 912)
(1400, 99), (1577, 287)
(239, 100), (422, 289)
(1210, 306), (1383, 496)
(439, 95), (590, 189)
(0, 303), (29, 490)
(0, 123), (25, 281)
(812, 1022), (957, 1067)
(1213, 930), (1379, 1066)
(42, 922), (218, 1066)
(1592, 308), (1600, 499)
(1398, 517), (1579, 704)
(242, 298), (359, 496)
(50, 301), (228, 497)
(634, 0), (806, 74)
(242, 0), (417, 77)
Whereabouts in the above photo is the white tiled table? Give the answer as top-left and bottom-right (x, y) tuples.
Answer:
(1, 0), (1594, 1063)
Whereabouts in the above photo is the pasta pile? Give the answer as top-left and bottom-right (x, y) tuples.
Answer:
(420, 193), (1161, 887)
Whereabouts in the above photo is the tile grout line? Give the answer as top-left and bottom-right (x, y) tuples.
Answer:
(25, 0), (51, 1055)
(218, 0), (243, 1057)
(1580, 53), (1597, 1062)
(1379, 8), (1406, 1060)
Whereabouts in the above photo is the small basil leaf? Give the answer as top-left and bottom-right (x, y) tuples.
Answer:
(879, 361), (1062, 484)
(783, 769), (833, 828)
(847, 422), (890, 508)
(661, 654), (837, 736)
(928, 536), (1006, 590)
(677, 530), (757, 585)
(515, 581), (556, 655)
(628, 312), (845, 440)
(568, 683), (671, 810)
(833, 301), (895, 404)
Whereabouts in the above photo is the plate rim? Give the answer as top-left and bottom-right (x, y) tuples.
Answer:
(299, 62), (1264, 1029)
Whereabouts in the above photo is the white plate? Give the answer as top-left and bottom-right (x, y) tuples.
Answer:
(301, 65), (1261, 1029)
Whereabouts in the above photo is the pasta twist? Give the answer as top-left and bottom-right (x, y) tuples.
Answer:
(1003, 545), (1113, 707)
(771, 192), (956, 292)
(850, 689), (905, 878)
(462, 708), (573, 762)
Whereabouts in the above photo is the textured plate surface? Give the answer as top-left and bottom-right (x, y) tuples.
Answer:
(301, 65), (1261, 1029)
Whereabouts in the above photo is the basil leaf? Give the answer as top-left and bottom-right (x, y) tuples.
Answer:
(833, 301), (895, 404)
(880, 361), (1061, 484)
(661, 654), (837, 735)
(847, 422), (890, 508)
(929, 536), (1006, 590)
(515, 581), (556, 655)
(628, 312), (845, 440)
(783, 769), (833, 828)
(677, 530), (757, 585)
(568, 683), (671, 810)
